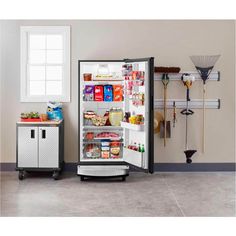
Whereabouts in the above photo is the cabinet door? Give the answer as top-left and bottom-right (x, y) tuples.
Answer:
(39, 127), (59, 168)
(18, 127), (38, 168)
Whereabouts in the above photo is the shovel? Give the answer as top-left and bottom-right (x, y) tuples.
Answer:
(160, 73), (171, 146)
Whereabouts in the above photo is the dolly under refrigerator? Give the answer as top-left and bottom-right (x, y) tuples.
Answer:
(78, 58), (154, 181)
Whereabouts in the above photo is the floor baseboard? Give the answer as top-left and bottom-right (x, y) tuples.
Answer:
(1, 162), (235, 172)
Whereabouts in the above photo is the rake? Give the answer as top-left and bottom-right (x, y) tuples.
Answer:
(190, 55), (220, 153)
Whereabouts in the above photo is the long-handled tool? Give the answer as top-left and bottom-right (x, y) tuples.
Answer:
(190, 55), (220, 153)
(160, 73), (171, 146)
(181, 74), (197, 163)
(155, 67), (181, 146)
(172, 101), (177, 128)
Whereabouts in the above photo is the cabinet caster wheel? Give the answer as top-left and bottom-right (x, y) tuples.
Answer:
(121, 176), (126, 182)
(18, 171), (24, 180)
(186, 158), (192, 164)
(52, 171), (59, 180)
(80, 176), (85, 181)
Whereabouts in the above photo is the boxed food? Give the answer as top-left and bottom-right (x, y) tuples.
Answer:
(94, 85), (104, 101)
(113, 85), (123, 101)
(101, 150), (110, 159)
(84, 85), (94, 101)
(104, 85), (113, 102)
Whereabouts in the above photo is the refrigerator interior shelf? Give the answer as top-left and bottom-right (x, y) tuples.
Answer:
(82, 101), (124, 104)
(154, 99), (220, 109)
(83, 125), (123, 130)
(154, 71), (220, 81)
(81, 158), (123, 162)
(120, 121), (144, 131)
(82, 80), (124, 85)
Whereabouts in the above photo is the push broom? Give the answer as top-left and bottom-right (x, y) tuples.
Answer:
(190, 55), (220, 153)
(181, 74), (197, 163)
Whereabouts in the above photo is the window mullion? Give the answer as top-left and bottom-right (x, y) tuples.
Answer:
(45, 35), (47, 96)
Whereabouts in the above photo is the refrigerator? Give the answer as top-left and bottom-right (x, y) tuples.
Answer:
(77, 58), (154, 181)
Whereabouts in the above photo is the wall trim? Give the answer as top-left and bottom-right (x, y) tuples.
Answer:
(1, 162), (235, 172)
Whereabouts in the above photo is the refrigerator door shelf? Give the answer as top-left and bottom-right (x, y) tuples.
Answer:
(77, 165), (129, 177)
(120, 121), (144, 132)
(123, 147), (145, 168)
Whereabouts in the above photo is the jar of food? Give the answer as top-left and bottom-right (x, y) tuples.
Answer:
(83, 73), (92, 81)
(109, 108), (123, 126)
(110, 141), (121, 158)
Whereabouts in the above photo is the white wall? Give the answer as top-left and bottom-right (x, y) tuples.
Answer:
(0, 20), (235, 164)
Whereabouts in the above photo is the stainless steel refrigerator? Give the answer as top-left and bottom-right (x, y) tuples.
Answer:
(78, 58), (154, 181)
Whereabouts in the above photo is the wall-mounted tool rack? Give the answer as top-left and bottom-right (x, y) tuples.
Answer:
(154, 71), (220, 81)
(154, 99), (220, 109)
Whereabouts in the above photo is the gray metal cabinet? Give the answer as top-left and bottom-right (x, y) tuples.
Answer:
(18, 127), (38, 168)
(39, 127), (59, 168)
(16, 121), (64, 180)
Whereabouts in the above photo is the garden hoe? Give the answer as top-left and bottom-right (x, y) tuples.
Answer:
(190, 55), (220, 153)
(181, 74), (197, 163)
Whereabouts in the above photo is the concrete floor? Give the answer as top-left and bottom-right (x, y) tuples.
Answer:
(1, 171), (235, 217)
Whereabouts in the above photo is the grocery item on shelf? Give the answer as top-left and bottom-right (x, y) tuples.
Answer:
(85, 132), (94, 140)
(91, 115), (108, 126)
(83, 73), (92, 81)
(127, 141), (145, 153)
(109, 107), (123, 126)
(84, 85), (94, 101)
(110, 141), (121, 158)
(113, 85), (123, 101)
(132, 92), (144, 106)
(127, 114), (144, 125)
(84, 111), (96, 125)
(101, 148), (110, 159)
(94, 85), (104, 101)
(123, 111), (131, 122)
(95, 132), (120, 139)
(104, 85), (113, 102)
(84, 144), (100, 158)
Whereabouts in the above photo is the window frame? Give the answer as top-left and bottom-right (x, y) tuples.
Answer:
(20, 26), (70, 102)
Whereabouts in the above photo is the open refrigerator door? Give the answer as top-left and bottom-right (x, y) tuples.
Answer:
(122, 58), (154, 173)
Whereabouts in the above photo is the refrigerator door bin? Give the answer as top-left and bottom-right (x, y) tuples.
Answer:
(120, 121), (144, 131)
(123, 147), (145, 168)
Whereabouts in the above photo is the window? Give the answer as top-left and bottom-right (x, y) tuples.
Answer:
(20, 26), (70, 102)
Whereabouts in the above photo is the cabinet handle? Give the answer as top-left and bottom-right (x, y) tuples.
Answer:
(42, 130), (46, 139)
(31, 129), (35, 139)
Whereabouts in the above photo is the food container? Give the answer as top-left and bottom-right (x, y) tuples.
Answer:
(104, 85), (113, 101)
(113, 85), (123, 101)
(40, 114), (48, 121)
(84, 144), (100, 158)
(109, 108), (123, 126)
(110, 141), (121, 158)
(101, 150), (110, 159)
(83, 73), (92, 81)
(101, 141), (110, 147)
(84, 111), (96, 125)
(84, 85), (94, 101)
(94, 85), (104, 101)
